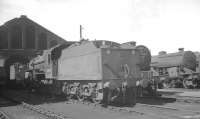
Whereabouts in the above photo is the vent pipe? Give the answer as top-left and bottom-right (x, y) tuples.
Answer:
(178, 48), (184, 52)
(158, 51), (167, 55)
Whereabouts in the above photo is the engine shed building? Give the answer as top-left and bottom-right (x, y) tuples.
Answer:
(0, 15), (69, 83)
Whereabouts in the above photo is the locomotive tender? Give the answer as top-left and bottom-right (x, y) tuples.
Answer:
(151, 48), (199, 88)
(29, 40), (151, 105)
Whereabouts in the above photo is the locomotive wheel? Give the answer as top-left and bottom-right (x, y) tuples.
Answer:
(163, 79), (179, 88)
(163, 82), (171, 88)
(163, 80), (174, 88)
(91, 97), (101, 103)
(183, 79), (197, 89)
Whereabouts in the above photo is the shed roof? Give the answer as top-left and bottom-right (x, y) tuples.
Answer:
(1, 15), (67, 44)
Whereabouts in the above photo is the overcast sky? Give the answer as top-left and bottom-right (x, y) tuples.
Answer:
(0, 0), (200, 55)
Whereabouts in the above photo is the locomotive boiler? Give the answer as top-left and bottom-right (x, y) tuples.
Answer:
(29, 40), (151, 105)
(151, 48), (198, 88)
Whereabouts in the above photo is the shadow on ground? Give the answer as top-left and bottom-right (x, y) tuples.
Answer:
(0, 88), (67, 106)
(0, 88), (179, 107)
(136, 96), (176, 105)
(158, 91), (181, 96)
(0, 96), (19, 107)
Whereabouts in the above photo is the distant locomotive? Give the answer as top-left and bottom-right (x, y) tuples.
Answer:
(29, 40), (151, 105)
(0, 57), (6, 86)
(151, 48), (199, 88)
(0, 56), (28, 87)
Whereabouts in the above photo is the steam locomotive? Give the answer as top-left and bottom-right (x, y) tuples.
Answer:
(151, 48), (200, 88)
(28, 40), (152, 105)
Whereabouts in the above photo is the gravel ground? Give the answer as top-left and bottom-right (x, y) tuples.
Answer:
(40, 102), (150, 119)
(1, 88), (200, 119)
(39, 100), (200, 119)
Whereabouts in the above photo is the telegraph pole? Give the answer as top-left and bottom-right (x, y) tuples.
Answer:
(80, 25), (83, 41)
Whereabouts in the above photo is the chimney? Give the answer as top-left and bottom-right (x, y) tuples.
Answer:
(20, 15), (27, 18)
(158, 51), (167, 55)
(129, 41), (136, 46)
(178, 48), (184, 52)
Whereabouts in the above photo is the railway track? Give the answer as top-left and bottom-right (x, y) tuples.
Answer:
(161, 94), (200, 104)
(0, 110), (10, 119)
(21, 102), (70, 119)
(0, 95), (70, 119)
(158, 88), (200, 104)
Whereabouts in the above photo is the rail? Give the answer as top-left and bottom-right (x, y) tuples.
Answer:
(0, 110), (10, 119)
(22, 102), (70, 119)
(0, 93), (70, 119)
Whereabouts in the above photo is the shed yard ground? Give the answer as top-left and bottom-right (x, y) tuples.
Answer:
(1, 88), (200, 119)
